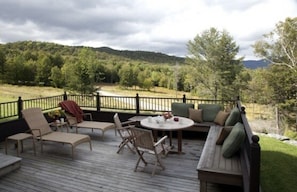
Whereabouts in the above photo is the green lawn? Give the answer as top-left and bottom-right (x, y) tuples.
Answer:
(260, 135), (297, 192)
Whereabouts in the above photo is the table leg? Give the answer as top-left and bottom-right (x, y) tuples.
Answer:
(177, 130), (182, 154)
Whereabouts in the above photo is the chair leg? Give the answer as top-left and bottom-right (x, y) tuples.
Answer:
(40, 140), (43, 153)
(89, 140), (92, 151)
(32, 137), (36, 156)
(117, 139), (135, 154)
(126, 142), (135, 153)
(117, 141), (126, 153)
(134, 151), (147, 172)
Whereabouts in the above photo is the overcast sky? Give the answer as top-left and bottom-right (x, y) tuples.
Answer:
(0, 0), (296, 60)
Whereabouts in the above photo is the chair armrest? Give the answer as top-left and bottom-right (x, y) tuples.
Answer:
(30, 128), (42, 139)
(66, 116), (78, 126)
(118, 125), (135, 130)
(121, 120), (135, 126)
(154, 135), (168, 146)
(83, 113), (93, 121)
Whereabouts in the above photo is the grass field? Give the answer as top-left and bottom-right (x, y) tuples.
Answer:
(0, 84), (64, 102)
(0, 83), (193, 102)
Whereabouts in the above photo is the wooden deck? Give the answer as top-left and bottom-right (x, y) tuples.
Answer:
(0, 128), (242, 192)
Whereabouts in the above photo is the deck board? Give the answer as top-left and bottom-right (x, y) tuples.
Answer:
(0, 129), (241, 192)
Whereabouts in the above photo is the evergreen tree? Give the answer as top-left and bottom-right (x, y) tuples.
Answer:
(186, 28), (244, 100)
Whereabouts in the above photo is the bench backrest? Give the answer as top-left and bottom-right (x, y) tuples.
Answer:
(237, 101), (261, 192)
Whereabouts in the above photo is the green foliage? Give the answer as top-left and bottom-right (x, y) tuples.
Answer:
(0, 41), (180, 93)
(96, 47), (184, 64)
(50, 66), (64, 88)
(186, 28), (245, 100)
(253, 17), (297, 71)
(242, 68), (272, 104)
(252, 17), (297, 135)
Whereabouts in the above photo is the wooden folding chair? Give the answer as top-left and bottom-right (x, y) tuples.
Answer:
(130, 127), (168, 176)
(113, 113), (135, 153)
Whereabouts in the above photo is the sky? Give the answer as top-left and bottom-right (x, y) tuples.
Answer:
(0, 0), (296, 60)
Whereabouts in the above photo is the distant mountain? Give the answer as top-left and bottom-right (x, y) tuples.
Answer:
(243, 59), (270, 69)
(95, 47), (185, 64)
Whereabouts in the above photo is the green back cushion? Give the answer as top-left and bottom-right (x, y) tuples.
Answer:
(225, 107), (240, 126)
(222, 122), (246, 158)
(171, 103), (194, 117)
(198, 104), (222, 122)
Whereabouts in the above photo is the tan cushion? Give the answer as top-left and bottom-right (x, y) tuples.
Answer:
(214, 111), (230, 125)
(216, 127), (233, 145)
(189, 108), (203, 123)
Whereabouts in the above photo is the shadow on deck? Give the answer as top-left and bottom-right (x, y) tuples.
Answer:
(0, 128), (242, 192)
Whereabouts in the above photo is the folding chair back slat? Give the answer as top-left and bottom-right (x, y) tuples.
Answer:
(131, 128), (155, 151)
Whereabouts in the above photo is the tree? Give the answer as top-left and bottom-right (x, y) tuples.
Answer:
(253, 17), (297, 136)
(253, 17), (297, 106)
(118, 63), (138, 88)
(35, 55), (52, 85)
(253, 17), (297, 72)
(50, 66), (64, 88)
(0, 48), (6, 79)
(186, 28), (244, 100)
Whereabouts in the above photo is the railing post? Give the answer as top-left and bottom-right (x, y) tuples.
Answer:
(63, 91), (68, 100)
(136, 93), (140, 114)
(96, 92), (101, 112)
(182, 94), (186, 103)
(17, 96), (23, 119)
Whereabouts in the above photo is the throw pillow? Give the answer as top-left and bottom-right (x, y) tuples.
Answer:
(198, 104), (222, 122)
(222, 122), (246, 158)
(225, 107), (240, 126)
(214, 111), (230, 126)
(216, 126), (233, 145)
(189, 108), (203, 123)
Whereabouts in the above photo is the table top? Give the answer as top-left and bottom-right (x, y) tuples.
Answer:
(140, 116), (194, 131)
(128, 116), (147, 122)
(49, 121), (68, 127)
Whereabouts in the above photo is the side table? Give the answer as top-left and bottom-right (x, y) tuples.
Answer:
(5, 133), (36, 156)
(49, 121), (69, 132)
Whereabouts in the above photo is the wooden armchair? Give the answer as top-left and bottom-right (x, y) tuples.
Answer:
(130, 127), (168, 176)
(113, 113), (135, 154)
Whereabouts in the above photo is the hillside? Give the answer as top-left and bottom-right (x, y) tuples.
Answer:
(0, 41), (267, 68)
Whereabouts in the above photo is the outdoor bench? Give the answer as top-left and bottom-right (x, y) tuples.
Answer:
(171, 102), (260, 192)
(196, 106), (261, 192)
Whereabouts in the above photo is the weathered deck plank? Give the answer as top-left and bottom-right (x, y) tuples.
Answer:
(0, 129), (241, 192)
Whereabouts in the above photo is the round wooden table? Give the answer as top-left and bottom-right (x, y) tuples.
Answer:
(140, 116), (194, 154)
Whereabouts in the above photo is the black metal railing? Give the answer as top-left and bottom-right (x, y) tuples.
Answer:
(0, 92), (237, 120)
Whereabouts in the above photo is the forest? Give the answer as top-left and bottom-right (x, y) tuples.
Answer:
(0, 17), (296, 137)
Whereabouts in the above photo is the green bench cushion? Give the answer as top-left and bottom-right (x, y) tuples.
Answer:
(222, 122), (245, 158)
(225, 107), (240, 126)
(198, 104), (222, 122)
(171, 103), (194, 117)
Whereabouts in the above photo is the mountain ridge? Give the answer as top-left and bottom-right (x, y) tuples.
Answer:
(1, 41), (268, 68)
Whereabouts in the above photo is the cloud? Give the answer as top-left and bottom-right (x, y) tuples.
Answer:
(0, 0), (296, 60)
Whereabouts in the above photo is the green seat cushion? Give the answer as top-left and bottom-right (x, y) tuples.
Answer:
(222, 122), (246, 158)
(198, 104), (222, 122)
(225, 107), (240, 126)
(171, 103), (194, 117)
